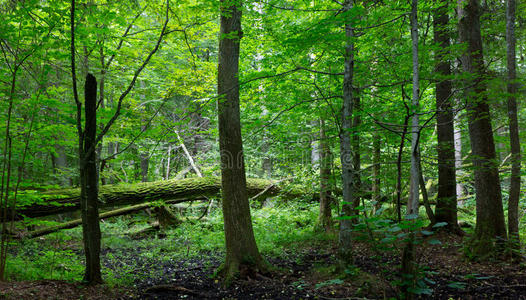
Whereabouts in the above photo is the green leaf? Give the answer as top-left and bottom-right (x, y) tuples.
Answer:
(447, 282), (466, 290)
(428, 239), (442, 245)
(315, 279), (344, 289)
(432, 222), (448, 228)
(405, 213), (419, 220)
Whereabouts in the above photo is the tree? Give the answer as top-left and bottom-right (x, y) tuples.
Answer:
(401, 1), (421, 297)
(70, 0), (169, 284)
(70, 1), (102, 284)
(338, 0), (356, 266)
(371, 131), (381, 214)
(317, 118), (332, 231)
(407, 0), (420, 217)
(352, 94), (361, 217)
(81, 73), (103, 283)
(433, 1), (461, 233)
(458, 0), (507, 256)
(506, 0), (520, 251)
(216, 0), (270, 283)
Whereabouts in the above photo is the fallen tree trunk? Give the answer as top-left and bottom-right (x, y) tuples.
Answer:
(18, 198), (204, 239)
(8, 177), (308, 220)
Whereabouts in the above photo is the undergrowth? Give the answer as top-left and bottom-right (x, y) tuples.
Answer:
(5, 199), (326, 286)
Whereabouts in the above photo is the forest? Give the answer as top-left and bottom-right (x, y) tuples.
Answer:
(0, 0), (525, 299)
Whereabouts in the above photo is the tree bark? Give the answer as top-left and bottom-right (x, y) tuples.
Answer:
(371, 131), (381, 214)
(9, 177), (310, 220)
(433, 1), (461, 233)
(458, 0), (507, 256)
(338, 0), (356, 266)
(407, 0), (420, 217)
(396, 111), (410, 223)
(506, 0), (520, 251)
(317, 118), (332, 231)
(311, 120), (321, 169)
(402, 1), (420, 297)
(165, 144), (172, 180)
(352, 94), (361, 216)
(98, 47), (106, 186)
(81, 73), (103, 284)
(140, 151), (149, 183)
(454, 118), (464, 205)
(21, 200), (192, 239)
(216, 0), (269, 283)
(453, 69), (464, 206)
(419, 161), (435, 224)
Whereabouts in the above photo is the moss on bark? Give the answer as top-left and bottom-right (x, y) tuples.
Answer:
(8, 177), (310, 220)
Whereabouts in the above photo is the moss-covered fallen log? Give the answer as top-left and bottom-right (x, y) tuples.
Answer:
(8, 177), (308, 220)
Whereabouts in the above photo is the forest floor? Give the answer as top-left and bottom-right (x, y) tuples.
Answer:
(2, 232), (526, 299)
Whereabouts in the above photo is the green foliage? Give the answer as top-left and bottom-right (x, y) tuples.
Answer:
(0, 0), (525, 296)
(314, 278), (344, 289)
(6, 237), (84, 282)
(7, 200), (325, 285)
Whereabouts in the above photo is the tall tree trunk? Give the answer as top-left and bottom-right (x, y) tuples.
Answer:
(311, 120), (321, 169)
(98, 47), (106, 186)
(396, 106), (410, 223)
(338, 0), (356, 266)
(458, 0), (507, 256)
(372, 131), (381, 214)
(407, 0), (420, 217)
(453, 102), (464, 205)
(140, 151), (149, 182)
(216, 0), (269, 283)
(81, 74), (103, 284)
(352, 94), (361, 215)
(433, 1), (461, 233)
(317, 118), (332, 231)
(402, 1), (420, 298)
(165, 144), (172, 180)
(506, 0), (520, 251)
(139, 81), (149, 183)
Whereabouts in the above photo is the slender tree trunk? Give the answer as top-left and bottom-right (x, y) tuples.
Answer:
(506, 0), (520, 251)
(165, 144), (172, 180)
(352, 94), (361, 215)
(458, 0), (507, 256)
(0, 65), (19, 281)
(434, 1), (461, 233)
(140, 151), (149, 182)
(453, 104), (464, 205)
(98, 47), (106, 186)
(139, 81), (149, 183)
(396, 112), (410, 223)
(338, 0), (356, 266)
(407, 0), (420, 217)
(402, 1), (420, 297)
(372, 131), (381, 214)
(216, 0), (269, 283)
(317, 118), (332, 231)
(419, 159), (435, 224)
(81, 74), (103, 284)
(311, 120), (321, 169)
